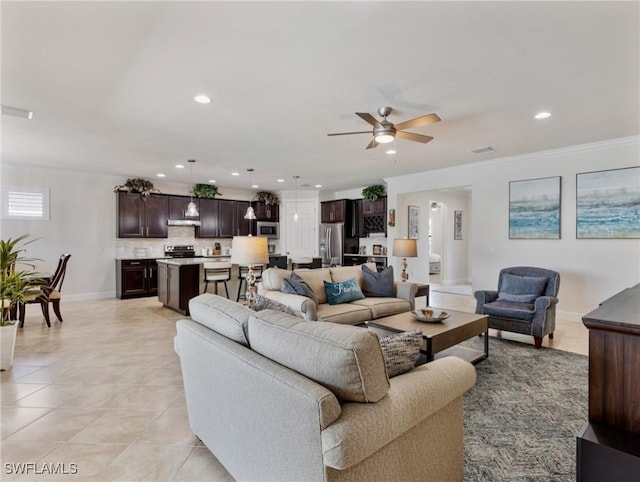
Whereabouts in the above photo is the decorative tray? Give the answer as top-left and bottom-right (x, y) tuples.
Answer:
(413, 309), (450, 323)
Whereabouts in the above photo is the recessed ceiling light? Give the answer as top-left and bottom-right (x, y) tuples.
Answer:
(315, 184), (322, 188)
(157, 173), (166, 178)
(175, 164), (185, 169)
(251, 184), (258, 189)
(231, 172), (240, 176)
(208, 179), (216, 184)
(386, 149), (396, 155)
(194, 95), (212, 104)
(277, 179), (285, 183)
(1, 104), (34, 119)
(534, 111), (551, 119)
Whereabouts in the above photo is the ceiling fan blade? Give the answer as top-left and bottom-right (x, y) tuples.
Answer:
(396, 131), (434, 143)
(394, 113), (441, 131)
(356, 112), (381, 127)
(327, 131), (372, 136)
(366, 138), (379, 150)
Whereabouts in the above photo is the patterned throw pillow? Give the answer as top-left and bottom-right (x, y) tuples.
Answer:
(281, 272), (318, 306)
(361, 264), (395, 297)
(252, 294), (301, 318)
(379, 329), (423, 377)
(323, 277), (365, 305)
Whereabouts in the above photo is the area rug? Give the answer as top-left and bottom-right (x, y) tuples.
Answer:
(462, 336), (588, 481)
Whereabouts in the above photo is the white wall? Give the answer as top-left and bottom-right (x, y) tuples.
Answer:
(386, 136), (640, 320)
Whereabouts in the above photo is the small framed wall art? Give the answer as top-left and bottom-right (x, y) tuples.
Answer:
(576, 166), (640, 239)
(408, 205), (419, 239)
(454, 211), (463, 240)
(509, 176), (561, 239)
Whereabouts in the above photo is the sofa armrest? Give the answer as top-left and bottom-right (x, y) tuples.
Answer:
(393, 281), (419, 310)
(321, 356), (476, 470)
(258, 289), (318, 320)
(474, 289), (498, 313)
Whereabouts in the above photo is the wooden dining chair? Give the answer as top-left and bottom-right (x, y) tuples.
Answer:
(19, 254), (71, 327)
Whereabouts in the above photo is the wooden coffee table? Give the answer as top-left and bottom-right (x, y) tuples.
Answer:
(366, 309), (489, 364)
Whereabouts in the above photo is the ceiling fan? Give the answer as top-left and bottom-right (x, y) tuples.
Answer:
(327, 106), (441, 150)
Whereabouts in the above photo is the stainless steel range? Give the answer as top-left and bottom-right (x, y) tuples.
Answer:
(164, 245), (196, 258)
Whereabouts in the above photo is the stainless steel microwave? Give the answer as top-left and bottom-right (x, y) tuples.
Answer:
(256, 221), (279, 239)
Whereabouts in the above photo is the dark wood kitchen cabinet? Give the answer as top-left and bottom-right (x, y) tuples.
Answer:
(254, 201), (279, 222)
(169, 195), (199, 220)
(117, 192), (168, 238)
(217, 199), (236, 237)
(116, 259), (158, 299)
(363, 196), (386, 216)
(321, 199), (347, 223)
(236, 201), (253, 236)
(196, 199), (240, 238)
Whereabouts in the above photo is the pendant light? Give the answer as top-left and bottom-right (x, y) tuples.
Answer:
(293, 175), (300, 222)
(244, 168), (256, 220)
(185, 160), (199, 217)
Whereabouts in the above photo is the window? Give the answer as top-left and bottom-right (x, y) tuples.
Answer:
(2, 187), (50, 220)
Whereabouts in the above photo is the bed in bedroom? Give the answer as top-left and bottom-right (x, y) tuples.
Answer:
(429, 253), (441, 274)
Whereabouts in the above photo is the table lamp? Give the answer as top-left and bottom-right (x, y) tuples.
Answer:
(231, 235), (269, 308)
(392, 238), (417, 282)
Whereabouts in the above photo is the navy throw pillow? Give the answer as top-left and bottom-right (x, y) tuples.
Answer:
(361, 264), (395, 297)
(498, 273), (547, 303)
(324, 278), (365, 305)
(281, 272), (318, 306)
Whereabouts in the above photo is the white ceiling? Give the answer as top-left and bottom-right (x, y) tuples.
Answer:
(2, 1), (639, 192)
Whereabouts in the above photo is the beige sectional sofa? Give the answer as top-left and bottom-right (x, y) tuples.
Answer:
(175, 294), (477, 482)
(259, 263), (420, 324)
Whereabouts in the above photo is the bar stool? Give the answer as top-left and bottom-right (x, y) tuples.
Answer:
(236, 264), (264, 302)
(203, 262), (232, 298)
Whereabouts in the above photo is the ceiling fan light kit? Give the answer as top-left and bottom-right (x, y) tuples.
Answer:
(328, 106), (440, 150)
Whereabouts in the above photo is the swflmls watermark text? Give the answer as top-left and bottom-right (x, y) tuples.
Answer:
(4, 462), (78, 475)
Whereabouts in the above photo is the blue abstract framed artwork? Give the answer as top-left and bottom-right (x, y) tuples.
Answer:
(509, 176), (561, 239)
(576, 166), (640, 239)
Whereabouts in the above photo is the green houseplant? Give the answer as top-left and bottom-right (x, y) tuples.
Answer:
(362, 184), (386, 202)
(255, 191), (279, 206)
(113, 178), (160, 199)
(0, 234), (41, 370)
(192, 183), (221, 198)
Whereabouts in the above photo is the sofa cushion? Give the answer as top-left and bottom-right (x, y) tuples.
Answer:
(316, 303), (372, 325)
(281, 272), (318, 306)
(188, 294), (253, 346)
(379, 329), (423, 377)
(248, 310), (390, 402)
(252, 293), (301, 318)
(296, 268), (332, 305)
(351, 297), (412, 319)
(361, 264), (395, 297)
(324, 278), (365, 305)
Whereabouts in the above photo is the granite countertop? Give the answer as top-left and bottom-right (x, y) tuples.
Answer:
(347, 254), (388, 257)
(156, 258), (206, 266)
(117, 255), (231, 261)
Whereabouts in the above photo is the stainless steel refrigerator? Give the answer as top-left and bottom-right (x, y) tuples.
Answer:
(320, 223), (344, 267)
(320, 223), (359, 267)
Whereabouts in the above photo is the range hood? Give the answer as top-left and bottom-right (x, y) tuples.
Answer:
(167, 219), (201, 227)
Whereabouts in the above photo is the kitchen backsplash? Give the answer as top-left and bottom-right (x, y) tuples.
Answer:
(358, 236), (388, 255)
(115, 226), (235, 258)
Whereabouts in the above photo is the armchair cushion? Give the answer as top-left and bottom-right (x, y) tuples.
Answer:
(498, 273), (547, 302)
(482, 300), (535, 321)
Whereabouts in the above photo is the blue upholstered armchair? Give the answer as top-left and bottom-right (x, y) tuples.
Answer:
(474, 267), (560, 349)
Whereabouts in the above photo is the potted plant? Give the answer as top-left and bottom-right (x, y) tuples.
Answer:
(255, 191), (279, 206)
(362, 184), (386, 202)
(113, 178), (160, 199)
(0, 234), (40, 370)
(192, 183), (222, 198)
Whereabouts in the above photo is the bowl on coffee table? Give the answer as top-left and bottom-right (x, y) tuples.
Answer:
(413, 308), (450, 323)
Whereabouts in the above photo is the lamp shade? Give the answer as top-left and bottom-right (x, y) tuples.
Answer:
(392, 238), (417, 258)
(231, 236), (269, 265)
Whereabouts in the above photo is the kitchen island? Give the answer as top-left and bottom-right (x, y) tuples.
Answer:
(156, 258), (207, 315)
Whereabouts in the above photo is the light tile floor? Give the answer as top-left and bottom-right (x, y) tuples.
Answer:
(1, 290), (588, 481)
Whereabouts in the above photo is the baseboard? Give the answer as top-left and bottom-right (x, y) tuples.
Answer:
(65, 291), (116, 302)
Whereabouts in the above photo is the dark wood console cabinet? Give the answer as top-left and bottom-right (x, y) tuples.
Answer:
(577, 284), (640, 481)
